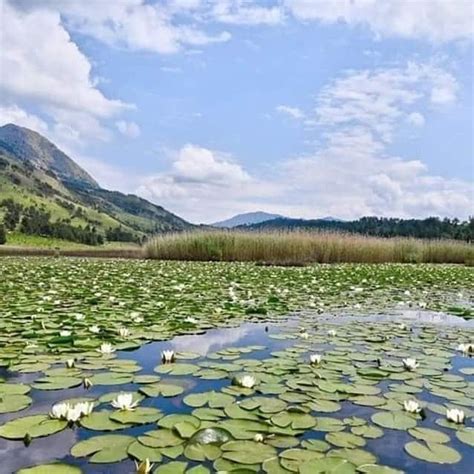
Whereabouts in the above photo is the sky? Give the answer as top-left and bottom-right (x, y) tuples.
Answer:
(0, 0), (473, 224)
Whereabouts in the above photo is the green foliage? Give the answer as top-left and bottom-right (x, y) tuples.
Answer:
(244, 216), (474, 241)
(0, 124), (193, 246)
(0, 224), (5, 245)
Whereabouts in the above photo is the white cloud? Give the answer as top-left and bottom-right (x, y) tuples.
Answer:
(137, 144), (280, 222)
(285, 0), (474, 42)
(210, 1), (285, 25)
(406, 112), (425, 127)
(313, 62), (459, 143)
(0, 105), (49, 134)
(31, 0), (230, 54)
(276, 105), (305, 119)
(116, 120), (141, 138)
(136, 62), (472, 222)
(1, 2), (131, 145)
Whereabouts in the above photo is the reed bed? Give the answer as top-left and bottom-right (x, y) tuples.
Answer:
(145, 230), (473, 264)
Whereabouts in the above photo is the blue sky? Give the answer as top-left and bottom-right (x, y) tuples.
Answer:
(1, 0), (473, 223)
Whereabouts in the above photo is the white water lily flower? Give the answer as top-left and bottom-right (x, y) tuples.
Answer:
(309, 354), (322, 365)
(111, 393), (139, 411)
(89, 325), (100, 334)
(254, 433), (264, 442)
(75, 313), (85, 321)
(402, 358), (419, 371)
(83, 377), (93, 389)
(300, 331), (310, 340)
(457, 343), (473, 355)
(118, 328), (129, 338)
(328, 329), (337, 337)
(403, 400), (421, 414)
(59, 330), (71, 337)
(185, 316), (197, 324)
(398, 323), (408, 330)
(66, 405), (83, 422)
(446, 408), (465, 424)
(161, 350), (176, 363)
(76, 401), (94, 417)
(97, 342), (115, 355)
(65, 359), (75, 368)
(135, 458), (154, 474)
(49, 402), (70, 420)
(239, 375), (256, 389)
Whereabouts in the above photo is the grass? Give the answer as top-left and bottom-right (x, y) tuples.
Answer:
(145, 230), (474, 264)
(0, 232), (142, 258)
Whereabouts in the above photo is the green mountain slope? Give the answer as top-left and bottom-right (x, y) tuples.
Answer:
(0, 124), (192, 245)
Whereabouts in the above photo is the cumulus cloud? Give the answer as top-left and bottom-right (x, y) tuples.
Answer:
(276, 105), (305, 119)
(24, 0), (230, 54)
(210, 1), (285, 25)
(285, 0), (474, 42)
(0, 105), (49, 134)
(1, 2), (131, 145)
(406, 112), (425, 127)
(136, 62), (472, 222)
(137, 144), (280, 222)
(116, 120), (141, 138)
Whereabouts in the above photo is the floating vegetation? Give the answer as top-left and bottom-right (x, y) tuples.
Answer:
(0, 258), (473, 472)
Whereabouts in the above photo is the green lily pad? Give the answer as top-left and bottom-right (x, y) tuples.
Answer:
(404, 441), (461, 464)
(71, 434), (135, 463)
(326, 432), (366, 448)
(16, 464), (82, 474)
(184, 443), (221, 461)
(127, 440), (163, 462)
(408, 427), (450, 444)
(139, 382), (184, 398)
(221, 440), (277, 464)
(0, 414), (67, 440)
(456, 428), (474, 447)
(110, 407), (163, 425)
(0, 394), (32, 413)
(300, 457), (356, 473)
(371, 411), (417, 430)
(79, 410), (131, 431)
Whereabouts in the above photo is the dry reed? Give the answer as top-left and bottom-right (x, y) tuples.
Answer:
(144, 230), (473, 265)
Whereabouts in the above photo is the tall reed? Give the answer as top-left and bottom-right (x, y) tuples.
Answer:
(145, 230), (473, 264)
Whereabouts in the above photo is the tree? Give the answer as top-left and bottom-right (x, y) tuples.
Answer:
(0, 224), (6, 245)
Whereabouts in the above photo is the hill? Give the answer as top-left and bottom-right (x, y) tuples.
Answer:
(212, 211), (283, 228)
(0, 124), (192, 245)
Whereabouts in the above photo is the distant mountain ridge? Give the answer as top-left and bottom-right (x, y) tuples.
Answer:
(0, 123), (193, 244)
(212, 211), (283, 228)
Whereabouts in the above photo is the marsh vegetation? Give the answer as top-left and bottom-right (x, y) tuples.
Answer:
(145, 231), (474, 265)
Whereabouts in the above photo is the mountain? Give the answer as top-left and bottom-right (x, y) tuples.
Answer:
(0, 124), (98, 188)
(239, 217), (343, 231)
(213, 211), (283, 228)
(0, 124), (192, 244)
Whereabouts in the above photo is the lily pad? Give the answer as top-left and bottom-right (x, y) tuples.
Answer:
(404, 441), (461, 464)
(371, 411), (417, 430)
(71, 434), (134, 463)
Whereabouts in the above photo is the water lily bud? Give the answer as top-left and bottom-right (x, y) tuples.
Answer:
(83, 378), (93, 389)
(254, 433), (264, 442)
(135, 458), (153, 474)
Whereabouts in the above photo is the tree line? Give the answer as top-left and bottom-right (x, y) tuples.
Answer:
(0, 199), (140, 246)
(244, 216), (474, 241)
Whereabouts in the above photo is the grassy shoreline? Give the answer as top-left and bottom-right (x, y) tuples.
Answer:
(145, 230), (473, 265)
